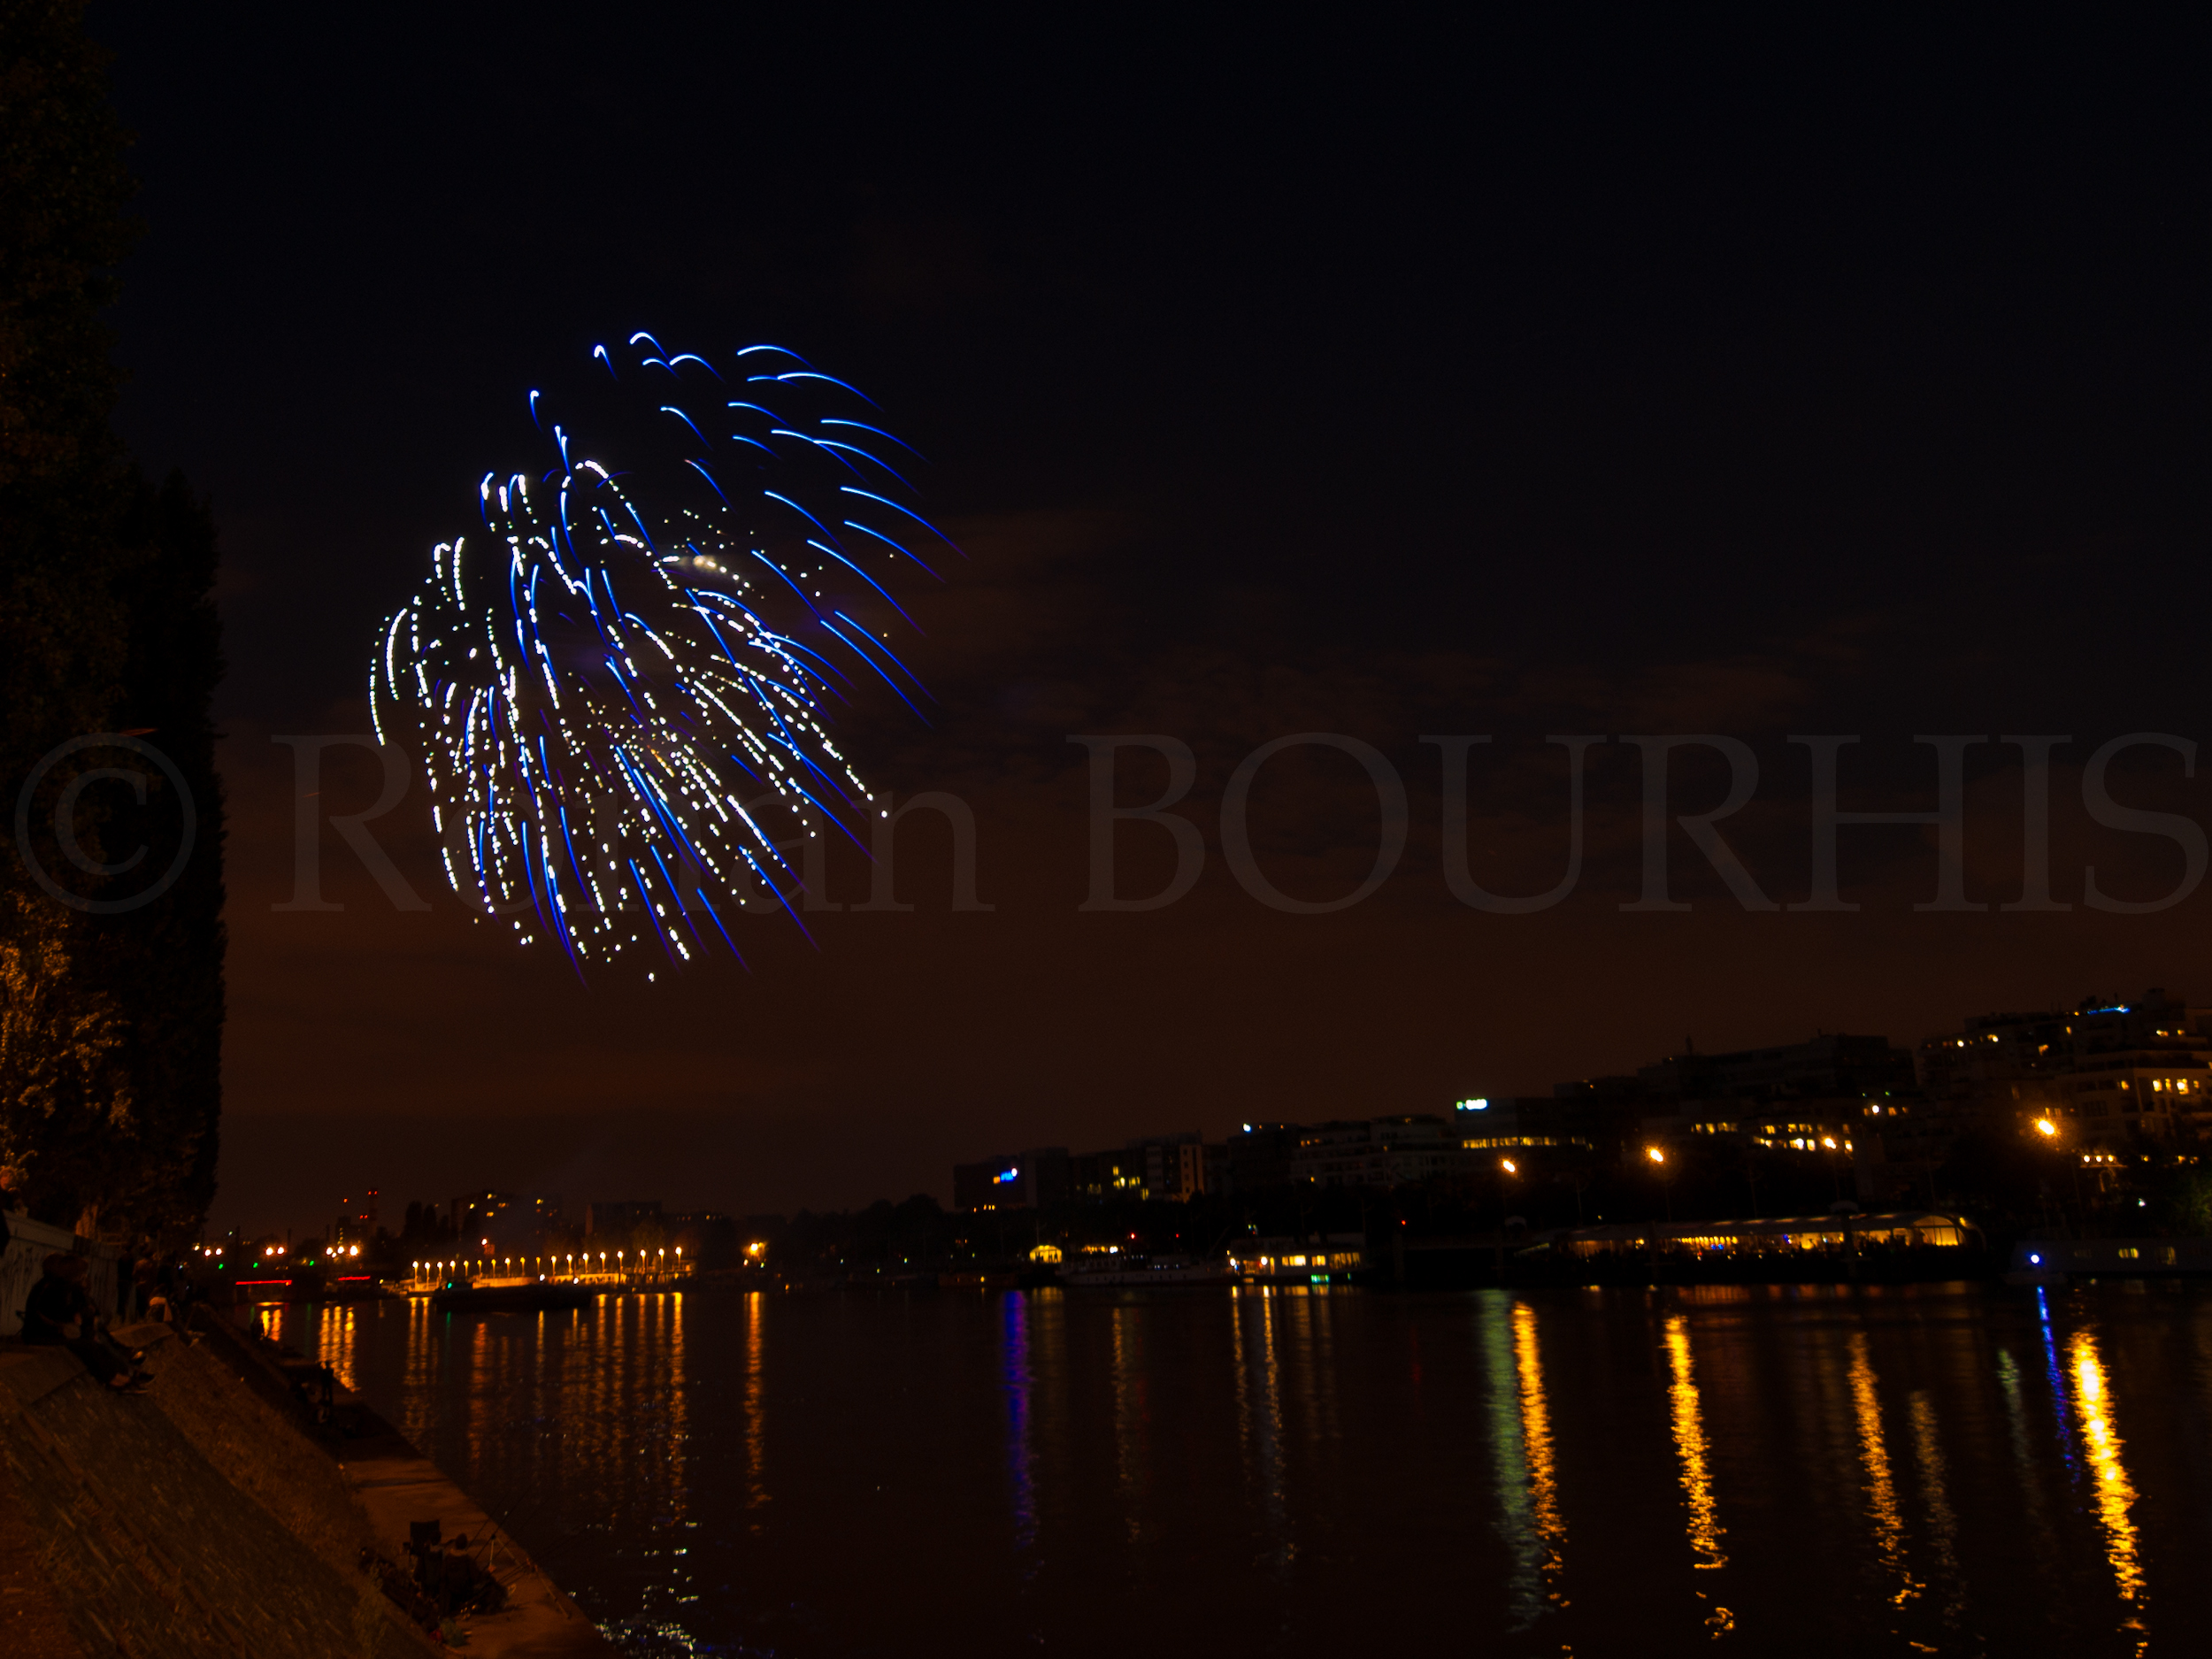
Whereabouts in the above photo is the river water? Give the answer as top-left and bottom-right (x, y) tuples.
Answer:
(266, 1281), (2210, 1657)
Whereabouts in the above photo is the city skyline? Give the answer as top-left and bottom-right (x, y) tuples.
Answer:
(215, 979), (2200, 1238)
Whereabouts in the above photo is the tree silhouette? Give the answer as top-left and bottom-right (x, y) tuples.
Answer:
(0, 1), (225, 1241)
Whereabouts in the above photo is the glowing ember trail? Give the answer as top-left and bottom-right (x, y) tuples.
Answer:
(372, 335), (952, 980)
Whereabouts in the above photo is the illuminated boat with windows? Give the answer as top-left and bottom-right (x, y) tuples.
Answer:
(427, 1274), (595, 1313)
(1233, 1237), (1370, 1285)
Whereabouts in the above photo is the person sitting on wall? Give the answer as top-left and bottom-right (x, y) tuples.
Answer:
(22, 1256), (150, 1394)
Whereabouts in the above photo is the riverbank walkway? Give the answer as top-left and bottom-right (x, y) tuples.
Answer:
(0, 1312), (613, 1657)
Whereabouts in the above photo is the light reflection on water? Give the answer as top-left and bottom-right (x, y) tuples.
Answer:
(742, 1292), (767, 1526)
(1231, 1287), (1290, 1573)
(1002, 1288), (1035, 1554)
(1514, 1302), (1565, 1607)
(1846, 1329), (1918, 1607)
(1663, 1312), (1728, 1572)
(1109, 1301), (1146, 1544)
(265, 1282), (2212, 1657)
(2068, 1329), (2146, 1640)
(1907, 1390), (1967, 1637)
(1481, 1293), (1565, 1629)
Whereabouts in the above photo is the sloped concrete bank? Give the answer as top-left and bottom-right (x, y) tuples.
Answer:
(0, 1314), (613, 1658)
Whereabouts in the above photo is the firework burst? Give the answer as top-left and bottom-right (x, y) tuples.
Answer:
(371, 334), (953, 979)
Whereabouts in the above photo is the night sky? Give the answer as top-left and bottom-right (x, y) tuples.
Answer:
(91, 9), (2212, 1234)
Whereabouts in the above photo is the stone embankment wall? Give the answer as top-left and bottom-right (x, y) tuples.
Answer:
(0, 1322), (425, 1657)
(0, 1310), (612, 1658)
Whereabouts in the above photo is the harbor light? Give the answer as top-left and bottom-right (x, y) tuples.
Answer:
(1500, 1157), (1518, 1175)
(2034, 1118), (2057, 1138)
(1646, 1147), (1666, 1164)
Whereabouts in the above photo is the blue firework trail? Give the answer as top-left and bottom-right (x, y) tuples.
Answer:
(371, 335), (949, 980)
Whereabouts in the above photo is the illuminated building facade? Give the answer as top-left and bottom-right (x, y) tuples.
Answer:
(1917, 988), (2212, 1149)
(1068, 1147), (1143, 1202)
(1141, 1136), (1208, 1202)
(1493, 1033), (1920, 1164)
(1453, 1096), (1601, 1152)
